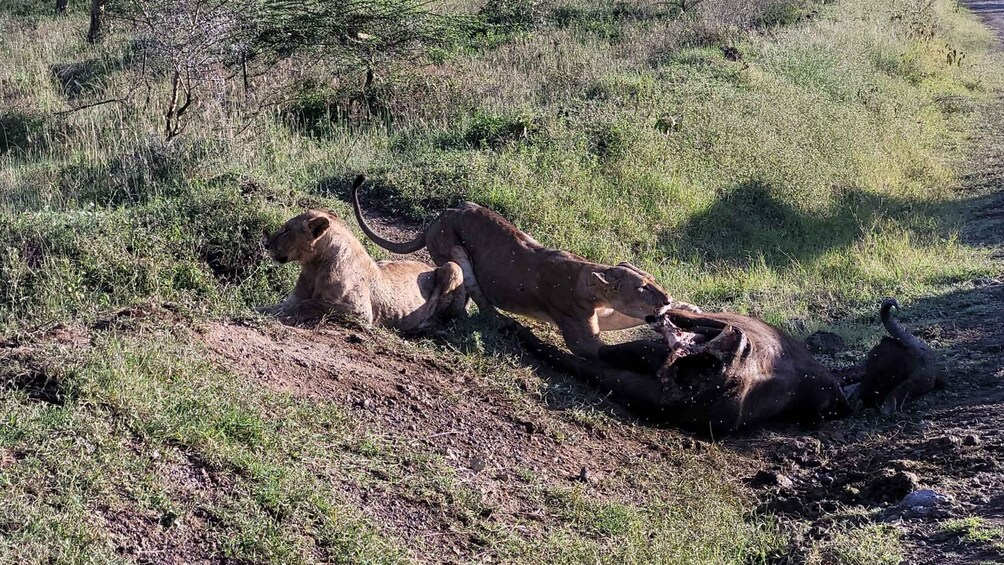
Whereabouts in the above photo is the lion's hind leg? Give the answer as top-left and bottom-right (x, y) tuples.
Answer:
(450, 246), (494, 315)
(435, 261), (468, 320)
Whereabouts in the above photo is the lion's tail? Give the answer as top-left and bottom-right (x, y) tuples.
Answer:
(350, 174), (428, 255)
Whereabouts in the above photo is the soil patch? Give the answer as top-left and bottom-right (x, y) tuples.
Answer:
(201, 320), (706, 562)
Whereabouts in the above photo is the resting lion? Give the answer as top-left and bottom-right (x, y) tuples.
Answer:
(351, 175), (698, 357)
(259, 209), (467, 332)
(517, 299), (937, 435)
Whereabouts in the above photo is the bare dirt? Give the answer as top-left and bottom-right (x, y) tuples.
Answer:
(202, 321), (710, 562)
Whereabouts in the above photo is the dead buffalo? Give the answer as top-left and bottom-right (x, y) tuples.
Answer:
(516, 300), (935, 435)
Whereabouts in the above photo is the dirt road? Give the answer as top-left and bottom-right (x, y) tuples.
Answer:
(966, 1), (1004, 41)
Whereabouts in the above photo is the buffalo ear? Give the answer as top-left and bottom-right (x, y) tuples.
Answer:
(307, 216), (330, 239)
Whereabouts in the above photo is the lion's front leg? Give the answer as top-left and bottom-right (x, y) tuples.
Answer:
(274, 298), (329, 324)
(257, 295), (296, 316)
(559, 313), (605, 359)
(595, 309), (645, 331)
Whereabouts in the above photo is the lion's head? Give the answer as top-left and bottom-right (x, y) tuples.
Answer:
(590, 262), (673, 319)
(266, 209), (334, 265)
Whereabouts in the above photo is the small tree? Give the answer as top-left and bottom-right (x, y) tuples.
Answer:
(109, 0), (453, 139)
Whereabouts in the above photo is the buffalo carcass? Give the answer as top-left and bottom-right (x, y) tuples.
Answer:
(517, 301), (936, 435)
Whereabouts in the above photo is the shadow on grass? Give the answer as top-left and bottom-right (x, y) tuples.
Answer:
(51, 57), (123, 99)
(670, 180), (973, 267)
(0, 111), (47, 156)
(959, 175), (1004, 252)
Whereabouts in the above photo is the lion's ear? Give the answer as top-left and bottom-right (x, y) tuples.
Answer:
(591, 271), (611, 286)
(307, 216), (330, 239)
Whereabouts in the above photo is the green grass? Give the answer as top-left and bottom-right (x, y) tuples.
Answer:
(942, 516), (1004, 552)
(2, 0), (1004, 562)
(0, 331), (404, 564)
(804, 523), (905, 565)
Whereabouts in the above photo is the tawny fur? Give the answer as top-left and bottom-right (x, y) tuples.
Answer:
(258, 209), (466, 332)
(351, 175), (699, 357)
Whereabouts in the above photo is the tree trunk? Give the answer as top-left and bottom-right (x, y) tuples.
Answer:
(87, 0), (105, 43)
(55, 0), (69, 16)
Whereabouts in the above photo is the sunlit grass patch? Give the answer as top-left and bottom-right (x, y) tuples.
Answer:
(805, 523), (905, 565)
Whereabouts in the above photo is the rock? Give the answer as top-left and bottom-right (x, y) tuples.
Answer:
(868, 469), (920, 502)
(469, 457), (486, 472)
(901, 489), (949, 507)
(963, 434), (981, 447)
(752, 470), (794, 490)
(346, 333), (364, 344)
(920, 435), (962, 455)
(897, 489), (954, 518)
(577, 466), (592, 483)
(805, 331), (846, 354)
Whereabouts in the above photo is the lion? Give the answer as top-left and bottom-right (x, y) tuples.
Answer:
(851, 298), (941, 415)
(350, 175), (699, 357)
(258, 209), (467, 332)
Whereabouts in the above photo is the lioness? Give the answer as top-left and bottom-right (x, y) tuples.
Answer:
(852, 298), (940, 415)
(351, 175), (698, 357)
(259, 209), (467, 332)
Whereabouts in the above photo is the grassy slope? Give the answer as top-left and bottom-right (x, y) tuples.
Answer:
(1, 0), (1002, 563)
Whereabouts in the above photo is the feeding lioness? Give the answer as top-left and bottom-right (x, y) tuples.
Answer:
(351, 175), (699, 357)
(258, 209), (467, 332)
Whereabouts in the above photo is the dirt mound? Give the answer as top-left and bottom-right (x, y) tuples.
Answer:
(201, 320), (702, 560)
